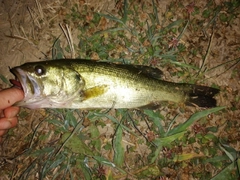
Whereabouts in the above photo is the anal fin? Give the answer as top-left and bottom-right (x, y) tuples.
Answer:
(138, 102), (162, 110)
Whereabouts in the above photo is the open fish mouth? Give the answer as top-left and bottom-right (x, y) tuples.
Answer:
(9, 67), (45, 108)
(10, 68), (25, 91)
(10, 67), (31, 98)
(10, 67), (43, 98)
(10, 78), (23, 90)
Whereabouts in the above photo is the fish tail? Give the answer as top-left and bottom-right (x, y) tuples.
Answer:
(184, 85), (220, 108)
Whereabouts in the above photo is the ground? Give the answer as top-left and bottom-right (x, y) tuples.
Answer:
(0, 0), (239, 179)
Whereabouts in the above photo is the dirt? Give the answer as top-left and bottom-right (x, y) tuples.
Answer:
(0, 0), (239, 179)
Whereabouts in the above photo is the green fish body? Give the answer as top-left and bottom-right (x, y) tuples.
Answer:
(10, 59), (219, 109)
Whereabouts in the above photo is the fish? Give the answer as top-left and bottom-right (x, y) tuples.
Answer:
(10, 59), (219, 109)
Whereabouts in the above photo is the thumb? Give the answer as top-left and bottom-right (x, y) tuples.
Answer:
(0, 88), (24, 109)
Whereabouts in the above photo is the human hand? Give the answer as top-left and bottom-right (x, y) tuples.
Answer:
(0, 88), (24, 142)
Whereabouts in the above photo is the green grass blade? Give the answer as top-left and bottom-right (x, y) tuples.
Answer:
(52, 37), (64, 59)
(152, 0), (160, 25)
(94, 27), (125, 35)
(0, 74), (10, 85)
(161, 58), (200, 69)
(89, 124), (101, 151)
(76, 155), (92, 179)
(143, 109), (165, 135)
(65, 110), (77, 127)
(113, 126), (124, 166)
(154, 131), (186, 147)
(93, 112), (135, 135)
(122, 0), (128, 24)
(237, 158), (240, 177)
(93, 156), (126, 173)
(219, 143), (238, 162)
(166, 114), (179, 134)
(177, 20), (189, 40)
(93, 156), (116, 168)
(165, 19), (185, 30)
(99, 13), (124, 25)
(60, 132), (94, 155)
(19, 159), (38, 180)
(31, 147), (55, 156)
(150, 144), (162, 164)
(151, 131), (186, 163)
(167, 107), (225, 136)
(204, 155), (229, 163)
(211, 161), (239, 180)
(47, 154), (66, 175)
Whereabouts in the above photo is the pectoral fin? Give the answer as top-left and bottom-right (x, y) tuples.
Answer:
(82, 85), (109, 100)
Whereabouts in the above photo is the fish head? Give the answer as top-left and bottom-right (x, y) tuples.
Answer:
(10, 61), (85, 109)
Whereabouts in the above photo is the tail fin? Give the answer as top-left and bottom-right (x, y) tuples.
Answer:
(185, 85), (220, 108)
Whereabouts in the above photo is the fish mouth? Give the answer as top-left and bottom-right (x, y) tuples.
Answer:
(10, 68), (26, 93)
(10, 67), (40, 98)
(10, 78), (23, 90)
(10, 67), (46, 109)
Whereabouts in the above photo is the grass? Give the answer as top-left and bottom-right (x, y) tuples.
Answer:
(1, 0), (240, 179)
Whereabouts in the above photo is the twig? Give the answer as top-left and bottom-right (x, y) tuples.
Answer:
(55, 119), (84, 156)
(35, 0), (44, 20)
(205, 57), (240, 80)
(196, 29), (214, 76)
(59, 23), (76, 58)
(27, 6), (41, 29)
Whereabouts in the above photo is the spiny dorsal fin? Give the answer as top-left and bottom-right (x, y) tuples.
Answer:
(131, 65), (163, 79)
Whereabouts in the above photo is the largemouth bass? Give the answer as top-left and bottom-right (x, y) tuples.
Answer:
(10, 59), (219, 109)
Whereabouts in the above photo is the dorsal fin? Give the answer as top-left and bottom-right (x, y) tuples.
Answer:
(131, 65), (163, 79)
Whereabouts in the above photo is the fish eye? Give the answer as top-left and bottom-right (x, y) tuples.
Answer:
(34, 65), (46, 76)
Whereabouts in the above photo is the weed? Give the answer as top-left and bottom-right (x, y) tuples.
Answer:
(1, 0), (239, 179)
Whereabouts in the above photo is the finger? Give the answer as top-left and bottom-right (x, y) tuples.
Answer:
(0, 88), (24, 109)
(4, 106), (20, 118)
(0, 129), (8, 136)
(0, 110), (3, 118)
(0, 117), (18, 130)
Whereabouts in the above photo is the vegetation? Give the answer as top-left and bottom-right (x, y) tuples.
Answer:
(1, 0), (239, 179)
